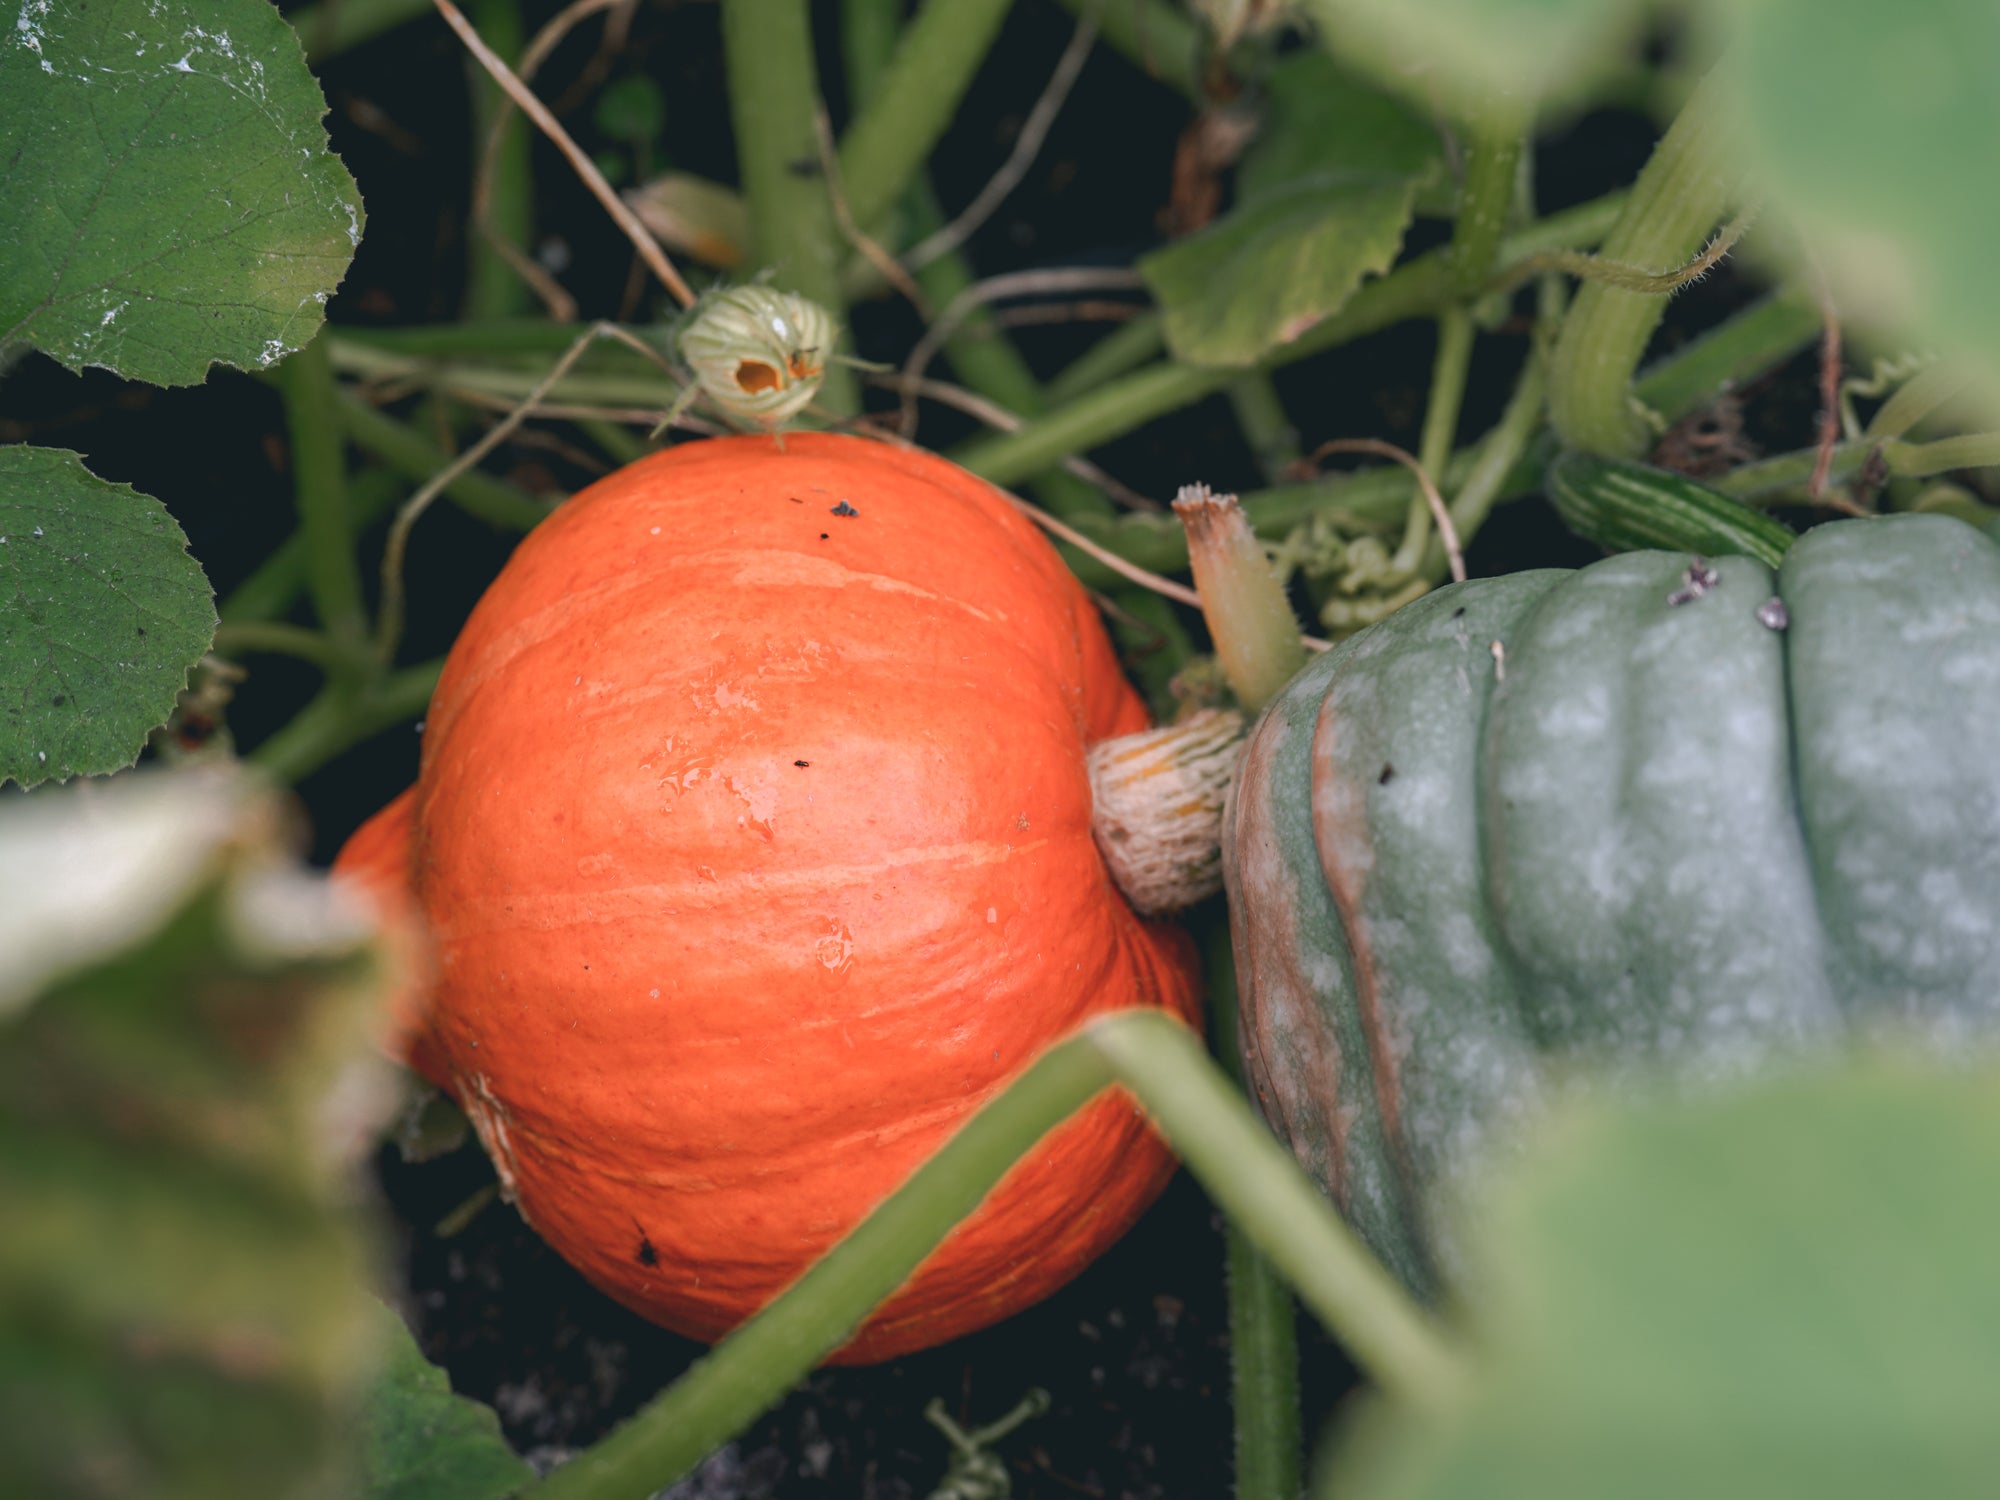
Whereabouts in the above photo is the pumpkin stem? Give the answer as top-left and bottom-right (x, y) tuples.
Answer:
(1089, 707), (1246, 915)
(1173, 485), (1308, 714)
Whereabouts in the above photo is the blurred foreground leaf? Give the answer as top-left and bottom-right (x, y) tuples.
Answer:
(356, 1302), (534, 1500)
(1327, 1060), (2000, 1498)
(0, 446), (216, 789)
(0, 0), (362, 384)
(1298, 0), (1643, 115)
(1713, 0), (2000, 408)
(0, 766), (402, 1499)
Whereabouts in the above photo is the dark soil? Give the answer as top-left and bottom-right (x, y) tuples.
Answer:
(1, 1), (1826, 1494)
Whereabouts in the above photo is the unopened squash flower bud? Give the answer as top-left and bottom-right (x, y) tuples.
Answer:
(677, 285), (835, 429)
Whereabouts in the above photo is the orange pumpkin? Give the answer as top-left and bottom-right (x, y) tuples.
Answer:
(336, 432), (1202, 1362)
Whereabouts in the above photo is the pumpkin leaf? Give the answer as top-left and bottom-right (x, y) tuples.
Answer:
(1711, 0), (2000, 407)
(1140, 178), (1417, 368)
(0, 0), (362, 386)
(0, 446), (217, 789)
(0, 766), (400, 1500)
(355, 1302), (533, 1500)
(1324, 1059), (2000, 1499)
(1237, 53), (1445, 209)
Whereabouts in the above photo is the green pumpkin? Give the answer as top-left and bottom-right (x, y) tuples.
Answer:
(1222, 513), (2000, 1294)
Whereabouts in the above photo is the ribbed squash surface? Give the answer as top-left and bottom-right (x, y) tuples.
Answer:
(337, 433), (1200, 1361)
(1225, 514), (2000, 1293)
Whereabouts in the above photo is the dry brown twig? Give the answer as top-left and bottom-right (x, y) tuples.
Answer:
(897, 266), (1148, 438)
(467, 0), (636, 321)
(435, 0), (697, 310)
(873, 372), (1159, 511)
(1301, 437), (1466, 584)
(811, 105), (933, 318)
(901, 0), (1103, 270)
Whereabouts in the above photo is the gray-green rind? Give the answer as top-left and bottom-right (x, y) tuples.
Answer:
(1228, 514), (2000, 1285)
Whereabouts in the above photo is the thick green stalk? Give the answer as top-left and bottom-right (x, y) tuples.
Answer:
(465, 0), (533, 320)
(1450, 121), (1525, 298)
(578, 418), (651, 467)
(1546, 69), (1746, 456)
(248, 659), (443, 784)
(838, 0), (1100, 515)
(326, 337), (682, 416)
(1630, 290), (1819, 426)
(1717, 432), (2000, 503)
(840, 0), (902, 100)
(1207, 928), (1303, 1500)
(1228, 372), (1301, 485)
(220, 469), (405, 625)
(722, 0), (855, 413)
(1053, 0), (1202, 101)
(210, 620), (343, 669)
(278, 336), (369, 662)
(523, 1011), (1459, 1500)
(835, 0), (1016, 231)
(1449, 339), (1549, 546)
(1044, 313), (1168, 407)
(953, 191), (1628, 488)
(336, 389), (553, 532)
(1395, 307), (1475, 573)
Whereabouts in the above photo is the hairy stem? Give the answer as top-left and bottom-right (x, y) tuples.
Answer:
(1450, 119), (1525, 298)
(1546, 68), (1746, 456)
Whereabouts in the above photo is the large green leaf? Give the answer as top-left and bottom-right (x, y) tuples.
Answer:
(1325, 1060), (2000, 1498)
(0, 765), (401, 1500)
(0, 0), (362, 385)
(1139, 54), (1436, 369)
(0, 446), (216, 789)
(1712, 0), (2000, 405)
(1236, 53), (1444, 207)
(356, 1303), (533, 1500)
(1141, 179), (1417, 368)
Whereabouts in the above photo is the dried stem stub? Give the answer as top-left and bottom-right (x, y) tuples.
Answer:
(1089, 708), (1247, 916)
